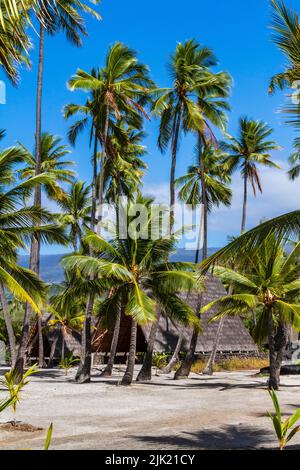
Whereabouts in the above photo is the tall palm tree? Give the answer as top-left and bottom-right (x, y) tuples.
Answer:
(57, 181), (91, 252)
(222, 117), (280, 233)
(67, 42), (154, 226)
(202, 234), (300, 390)
(154, 40), (217, 232)
(26, 0), (99, 370)
(18, 132), (75, 367)
(173, 145), (231, 379)
(157, 45), (231, 376)
(99, 127), (147, 377)
(65, 43), (153, 383)
(176, 146), (231, 262)
(63, 198), (200, 385)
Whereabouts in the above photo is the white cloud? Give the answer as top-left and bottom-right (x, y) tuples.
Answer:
(144, 162), (300, 245)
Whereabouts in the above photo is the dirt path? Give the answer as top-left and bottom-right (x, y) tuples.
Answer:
(1, 367), (300, 450)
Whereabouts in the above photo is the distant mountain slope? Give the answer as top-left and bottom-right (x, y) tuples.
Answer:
(18, 248), (220, 283)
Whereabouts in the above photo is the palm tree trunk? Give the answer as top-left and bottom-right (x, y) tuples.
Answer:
(99, 173), (123, 378)
(267, 309), (288, 390)
(160, 106), (183, 374)
(241, 172), (248, 234)
(203, 316), (225, 375)
(169, 104), (183, 233)
(75, 131), (98, 383)
(174, 296), (202, 379)
(0, 284), (16, 366)
(37, 316), (44, 368)
(194, 203), (204, 265)
(15, 25), (45, 377)
(174, 137), (207, 379)
(121, 319), (137, 386)
(75, 294), (94, 383)
(48, 333), (58, 368)
(100, 307), (121, 377)
(98, 108), (109, 229)
(136, 311), (161, 382)
(203, 166), (246, 376)
(160, 329), (183, 374)
(268, 308), (279, 390)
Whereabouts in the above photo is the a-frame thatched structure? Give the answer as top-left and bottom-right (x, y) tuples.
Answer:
(26, 276), (257, 364)
(92, 275), (258, 359)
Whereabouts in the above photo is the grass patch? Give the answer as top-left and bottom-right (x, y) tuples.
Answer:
(191, 357), (269, 373)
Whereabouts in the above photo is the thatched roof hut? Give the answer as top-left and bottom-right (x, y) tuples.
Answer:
(93, 276), (258, 357)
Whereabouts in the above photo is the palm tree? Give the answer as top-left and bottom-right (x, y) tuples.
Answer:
(154, 40), (217, 232)
(57, 181), (91, 252)
(0, 144), (56, 365)
(19, 132), (76, 203)
(0, 7), (30, 84)
(104, 126), (147, 206)
(99, 127), (147, 377)
(173, 145), (232, 379)
(222, 117), (280, 233)
(157, 45), (231, 375)
(49, 287), (85, 363)
(176, 150), (231, 264)
(269, 0), (300, 95)
(62, 198), (200, 385)
(202, 234), (300, 390)
(65, 44), (153, 383)
(67, 42), (154, 226)
(19, 132), (75, 367)
(27, 0), (99, 370)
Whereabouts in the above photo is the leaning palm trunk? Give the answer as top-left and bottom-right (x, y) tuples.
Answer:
(75, 132), (98, 383)
(202, 316), (225, 375)
(136, 311), (161, 382)
(100, 307), (121, 377)
(174, 295), (202, 379)
(75, 294), (94, 383)
(121, 319), (137, 386)
(15, 25), (45, 377)
(0, 284), (17, 366)
(174, 138), (207, 379)
(160, 329), (184, 374)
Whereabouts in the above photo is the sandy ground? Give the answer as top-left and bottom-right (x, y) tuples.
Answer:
(0, 366), (300, 450)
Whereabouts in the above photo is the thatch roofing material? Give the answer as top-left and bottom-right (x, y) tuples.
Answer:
(95, 275), (258, 354)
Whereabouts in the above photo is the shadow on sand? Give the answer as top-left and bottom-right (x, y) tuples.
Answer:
(131, 424), (275, 450)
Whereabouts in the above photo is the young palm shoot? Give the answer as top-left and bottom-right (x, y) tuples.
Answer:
(268, 389), (300, 450)
(0, 364), (38, 425)
(59, 355), (79, 376)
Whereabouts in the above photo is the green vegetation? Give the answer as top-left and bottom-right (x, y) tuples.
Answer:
(268, 389), (300, 450)
(2, 0), (300, 451)
(59, 355), (79, 375)
(0, 364), (38, 424)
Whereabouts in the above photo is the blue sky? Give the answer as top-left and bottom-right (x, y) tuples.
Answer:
(0, 0), (299, 253)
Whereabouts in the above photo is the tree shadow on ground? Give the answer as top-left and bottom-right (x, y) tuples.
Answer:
(131, 424), (276, 450)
